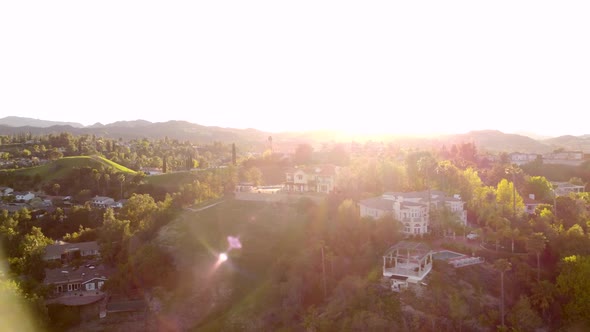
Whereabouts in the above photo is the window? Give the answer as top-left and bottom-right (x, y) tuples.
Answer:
(86, 283), (95, 291)
(297, 175), (303, 180)
(98, 281), (104, 289)
(414, 227), (420, 234)
(67, 284), (73, 291)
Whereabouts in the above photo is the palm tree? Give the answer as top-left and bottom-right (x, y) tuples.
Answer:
(503, 227), (520, 253)
(93, 170), (101, 193)
(494, 258), (512, 328)
(103, 173), (110, 194)
(117, 174), (126, 199)
(527, 232), (547, 281)
(530, 280), (555, 320)
(505, 164), (522, 220)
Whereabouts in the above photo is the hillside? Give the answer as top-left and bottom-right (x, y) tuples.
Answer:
(446, 130), (553, 153)
(0, 116), (84, 128)
(543, 135), (590, 152)
(1, 156), (136, 182)
(0, 120), (269, 146)
(2, 117), (590, 153)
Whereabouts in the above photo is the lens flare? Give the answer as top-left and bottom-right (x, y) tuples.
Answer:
(219, 253), (228, 262)
(227, 236), (242, 249)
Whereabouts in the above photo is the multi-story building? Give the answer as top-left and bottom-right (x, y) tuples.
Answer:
(359, 190), (467, 235)
(285, 165), (339, 194)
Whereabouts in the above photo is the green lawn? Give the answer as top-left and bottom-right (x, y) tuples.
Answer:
(144, 171), (197, 189)
(0, 156), (136, 182)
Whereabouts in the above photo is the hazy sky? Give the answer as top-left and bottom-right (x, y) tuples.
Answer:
(1, 1), (589, 136)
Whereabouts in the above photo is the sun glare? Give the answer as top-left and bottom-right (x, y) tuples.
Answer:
(219, 253), (228, 262)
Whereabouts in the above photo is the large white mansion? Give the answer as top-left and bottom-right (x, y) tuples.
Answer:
(359, 190), (467, 235)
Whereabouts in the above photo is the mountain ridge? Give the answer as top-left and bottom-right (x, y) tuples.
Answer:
(0, 116), (84, 128)
(1, 116), (590, 153)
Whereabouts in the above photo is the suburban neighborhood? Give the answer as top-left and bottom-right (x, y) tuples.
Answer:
(1, 124), (590, 331)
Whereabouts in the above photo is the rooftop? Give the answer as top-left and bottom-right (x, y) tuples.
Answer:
(359, 197), (393, 211)
(44, 263), (114, 285)
(44, 241), (99, 260)
(383, 241), (432, 258)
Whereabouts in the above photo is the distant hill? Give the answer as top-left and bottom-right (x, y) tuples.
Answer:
(0, 156), (136, 183)
(0, 120), (269, 147)
(543, 135), (590, 152)
(1, 117), (590, 153)
(0, 116), (84, 128)
(103, 120), (153, 128)
(445, 130), (554, 153)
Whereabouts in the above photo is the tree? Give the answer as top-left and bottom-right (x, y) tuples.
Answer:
(527, 233), (546, 281)
(556, 255), (590, 327)
(99, 208), (130, 264)
(241, 167), (263, 186)
(52, 183), (60, 196)
(294, 144), (313, 165)
(119, 194), (158, 231)
(449, 292), (469, 332)
(92, 170), (101, 193)
(525, 176), (553, 202)
(494, 258), (512, 328)
(502, 227), (520, 254)
(496, 178), (524, 219)
(507, 295), (542, 331)
(0, 279), (46, 332)
(13, 227), (53, 281)
(117, 174), (126, 199)
(530, 280), (555, 320)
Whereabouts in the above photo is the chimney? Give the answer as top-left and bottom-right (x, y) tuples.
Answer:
(529, 194), (535, 200)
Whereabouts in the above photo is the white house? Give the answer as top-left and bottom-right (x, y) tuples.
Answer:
(285, 165), (339, 194)
(13, 191), (35, 202)
(552, 182), (586, 196)
(90, 196), (115, 208)
(543, 151), (585, 166)
(360, 190), (467, 236)
(509, 152), (539, 165)
(0, 187), (13, 196)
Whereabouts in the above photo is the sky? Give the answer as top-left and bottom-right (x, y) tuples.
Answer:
(1, 1), (589, 137)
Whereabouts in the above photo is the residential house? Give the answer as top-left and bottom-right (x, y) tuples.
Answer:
(382, 241), (433, 288)
(235, 182), (256, 192)
(360, 190), (467, 236)
(285, 165), (339, 194)
(13, 191), (35, 202)
(524, 194), (542, 215)
(44, 264), (114, 320)
(543, 151), (584, 166)
(44, 264), (111, 294)
(44, 241), (100, 262)
(552, 181), (586, 196)
(359, 197), (395, 219)
(509, 152), (539, 165)
(0, 186), (13, 196)
(90, 196), (115, 208)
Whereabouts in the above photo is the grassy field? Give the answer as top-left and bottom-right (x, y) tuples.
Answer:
(0, 156), (136, 182)
(144, 171), (200, 189)
(155, 199), (309, 330)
